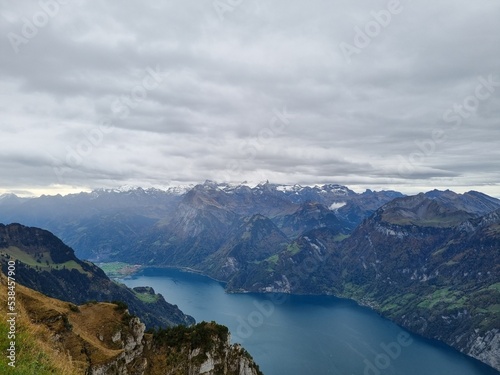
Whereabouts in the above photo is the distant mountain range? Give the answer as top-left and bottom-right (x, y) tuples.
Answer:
(1, 181), (499, 371)
(0, 181), (403, 262)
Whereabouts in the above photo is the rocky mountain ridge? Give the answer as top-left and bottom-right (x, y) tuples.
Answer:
(0, 181), (402, 262)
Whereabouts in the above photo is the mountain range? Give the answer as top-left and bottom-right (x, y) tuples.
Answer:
(0, 181), (403, 262)
(0, 181), (499, 371)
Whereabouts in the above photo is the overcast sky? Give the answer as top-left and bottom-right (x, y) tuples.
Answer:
(1, 0), (499, 197)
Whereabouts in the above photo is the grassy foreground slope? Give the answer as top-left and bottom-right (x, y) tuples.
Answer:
(0, 274), (79, 374)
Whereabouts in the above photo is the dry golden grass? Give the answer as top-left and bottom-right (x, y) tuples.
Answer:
(0, 271), (130, 374)
(0, 272), (79, 374)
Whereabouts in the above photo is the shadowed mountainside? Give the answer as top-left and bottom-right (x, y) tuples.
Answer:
(0, 223), (194, 329)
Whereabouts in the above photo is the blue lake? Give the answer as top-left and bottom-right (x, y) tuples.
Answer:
(120, 268), (498, 375)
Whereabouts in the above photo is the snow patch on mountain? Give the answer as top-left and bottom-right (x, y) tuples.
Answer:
(329, 202), (346, 210)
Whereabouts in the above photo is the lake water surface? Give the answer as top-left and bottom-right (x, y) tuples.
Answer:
(120, 268), (498, 375)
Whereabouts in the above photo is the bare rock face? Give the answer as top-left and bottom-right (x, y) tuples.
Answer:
(467, 329), (500, 371)
(91, 315), (147, 375)
(89, 318), (263, 375)
(228, 344), (261, 375)
(146, 322), (263, 375)
(186, 335), (261, 375)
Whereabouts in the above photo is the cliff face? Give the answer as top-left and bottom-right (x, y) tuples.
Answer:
(0, 274), (262, 375)
(145, 321), (262, 375)
(465, 329), (500, 372)
(88, 315), (147, 375)
(393, 307), (500, 372)
(186, 341), (259, 375)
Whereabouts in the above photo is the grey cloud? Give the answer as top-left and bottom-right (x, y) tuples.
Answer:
(0, 0), (499, 195)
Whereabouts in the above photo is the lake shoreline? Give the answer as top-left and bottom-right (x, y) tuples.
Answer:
(120, 268), (500, 375)
(105, 264), (500, 373)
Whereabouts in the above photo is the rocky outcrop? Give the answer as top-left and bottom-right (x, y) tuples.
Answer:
(146, 321), (263, 375)
(466, 329), (500, 371)
(186, 337), (261, 375)
(90, 316), (147, 375)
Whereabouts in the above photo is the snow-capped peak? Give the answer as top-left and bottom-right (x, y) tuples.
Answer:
(275, 184), (304, 192)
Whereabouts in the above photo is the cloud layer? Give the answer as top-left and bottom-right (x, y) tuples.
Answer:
(1, 0), (499, 196)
